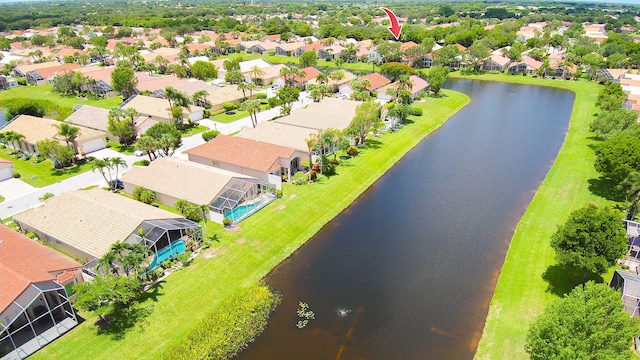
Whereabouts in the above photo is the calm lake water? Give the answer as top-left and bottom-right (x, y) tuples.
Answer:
(238, 80), (575, 359)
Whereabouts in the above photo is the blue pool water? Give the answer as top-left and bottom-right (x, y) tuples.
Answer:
(224, 203), (256, 220)
(148, 240), (186, 270)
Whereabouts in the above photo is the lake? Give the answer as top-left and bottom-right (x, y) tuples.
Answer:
(238, 79), (575, 359)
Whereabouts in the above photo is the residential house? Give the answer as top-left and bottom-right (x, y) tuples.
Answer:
(244, 63), (288, 86)
(173, 81), (245, 112)
(0, 75), (18, 90)
(377, 75), (430, 102)
(481, 54), (511, 72)
(64, 105), (116, 141)
(121, 95), (205, 123)
(507, 55), (543, 75)
(292, 66), (321, 88)
(187, 134), (304, 188)
(121, 157), (276, 223)
(609, 270), (640, 317)
(0, 115), (107, 155)
(0, 157), (13, 181)
(359, 72), (391, 92)
(238, 40), (260, 53)
(13, 62), (81, 86)
(77, 66), (117, 97)
(274, 97), (360, 132)
(135, 73), (189, 94)
(237, 121), (322, 160)
(293, 42), (323, 57)
(249, 42), (278, 55)
(0, 224), (83, 360)
(318, 44), (346, 60)
(275, 42), (305, 57)
(13, 189), (201, 275)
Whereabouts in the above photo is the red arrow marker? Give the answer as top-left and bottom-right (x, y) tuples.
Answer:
(380, 7), (403, 40)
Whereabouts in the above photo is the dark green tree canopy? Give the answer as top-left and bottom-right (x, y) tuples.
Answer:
(550, 204), (627, 275)
(526, 282), (640, 360)
(594, 134), (640, 184)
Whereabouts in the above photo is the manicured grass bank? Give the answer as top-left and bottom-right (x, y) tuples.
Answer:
(448, 74), (609, 360)
(32, 90), (470, 360)
(0, 148), (95, 187)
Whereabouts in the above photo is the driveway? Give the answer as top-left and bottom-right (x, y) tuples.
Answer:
(0, 178), (36, 201)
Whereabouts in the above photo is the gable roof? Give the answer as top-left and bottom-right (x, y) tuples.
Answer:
(13, 189), (182, 259)
(1, 115), (106, 144)
(409, 75), (430, 93)
(0, 224), (82, 313)
(186, 134), (295, 172)
(121, 157), (251, 205)
(64, 105), (111, 133)
(122, 95), (204, 120)
(236, 121), (317, 153)
(274, 97), (359, 131)
(293, 67), (321, 82)
(359, 72), (391, 90)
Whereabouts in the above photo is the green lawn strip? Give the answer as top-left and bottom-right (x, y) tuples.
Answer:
(209, 105), (268, 123)
(447, 74), (613, 360)
(106, 141), (135, 155)
(0, 148), (94, 187)
(179, 125), (208, 136)
(0, 85), (122, 116)
(32, 90), (470, 360)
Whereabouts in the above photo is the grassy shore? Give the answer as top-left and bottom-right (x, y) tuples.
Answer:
(32, 90), (470, 360)
(448, 73), (611, 360)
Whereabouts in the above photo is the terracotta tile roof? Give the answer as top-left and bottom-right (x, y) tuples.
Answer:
(401, 41), (419, 51)
(0, 224), (82, 313)
(122, 157), (251, 205)
(302, 42), (323, 52)
(359, 72), (391, 90)
(262, 34), (281, 42)
(454, 43), (467, 52)
(293, 67), (321, 82)
(409, 75), (430, 93)
(13, 189), (182, 259)
(186, 134), (295, 172)
(36, 63), (81, 80)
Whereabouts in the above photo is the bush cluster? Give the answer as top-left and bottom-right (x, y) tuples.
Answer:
(161, 285), (281, 360)
(202, 130), (220, 142)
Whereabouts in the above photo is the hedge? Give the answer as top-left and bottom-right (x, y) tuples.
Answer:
(161, 284), (281, 360)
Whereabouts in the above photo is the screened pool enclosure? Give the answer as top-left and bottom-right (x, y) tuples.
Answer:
(0, 281), (77, 360)
(209, 177), (277, 223)
(84, 218), (202, 275)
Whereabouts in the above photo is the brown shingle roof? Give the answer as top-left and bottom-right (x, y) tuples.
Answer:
(186, 134), (295, 172)
(13, 189), (182, 259)
(0, 224), (82, 313)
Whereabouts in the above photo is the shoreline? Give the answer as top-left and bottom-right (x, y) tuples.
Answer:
(448, 73), (607, 360)
(33, 90), (471, 359)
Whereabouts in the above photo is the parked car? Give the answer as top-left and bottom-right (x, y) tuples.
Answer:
(108, 179), (123, 190)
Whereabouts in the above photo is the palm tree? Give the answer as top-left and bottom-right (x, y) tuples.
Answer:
(245, 82), (257, 98)
(92, 158), (113, 188)
(4, 131), (25, 153)
(328, 70), (345, 89)
(250, 65), (265, 84)
(135, 136), (159, 162)
(97, 250), (119, 275)
(78, 53), (90, 66)
(154, 55), (169, 74)
(241, 100), (262, 128)
(110, 157), (127, 183)
(191, 90), (209, 108)
(237, 81), (249, 100)
(52, 123), (80, 152)
(316, 72), (329, 85)
(279, 67), (296, 87)
(305, 132), (319, 183)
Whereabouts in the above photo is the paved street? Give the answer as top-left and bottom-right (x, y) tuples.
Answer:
(0, 92), (312, 219)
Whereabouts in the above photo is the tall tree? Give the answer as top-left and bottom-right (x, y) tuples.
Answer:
(300, 51), (318, 67)
(240, 99), (262, 128)
(52, 122), (80, 152)
(525, 282), (640, 360)
(74, 274), (143, 323)
(305, 132), (319, 183)
(111, 65), (138, 99)
(426, 65), (449, 97)
(550, 204), (627, 283)
(349, 100), (382, 145)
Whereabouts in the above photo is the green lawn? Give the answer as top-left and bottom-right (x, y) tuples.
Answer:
(209, 105), (268, 123)
(0, 85), (122, 119)
(0, 148), (96, 187)
(31, 90), (470, 360)
(106, 141), (135, 156)
(179, 125), (208, 136)
(447, 74), (613, 360)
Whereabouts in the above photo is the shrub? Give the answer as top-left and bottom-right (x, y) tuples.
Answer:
(12, 172), (20, 178)
(202, 130), (220, 142)
(276, 190), (283, 198)
(267, 97), (282, 108)
(132, 186), (145, 201)
(5, 100), (45, 119)
(268, 50), (276, 56)
(132, 186), (157, 204)
(291, 171), (307, 185)
(133, 159), (150, 166)
(39, 192), (54, 201)
(256, 93), (267, 100)
(346, 146), (358, 156)
(222, 218), (233, 227)
(409, 106), (423, 116)
(16, 78), (27, 86)
(160, 285), (281, 360)
(223, 102), (236, 111)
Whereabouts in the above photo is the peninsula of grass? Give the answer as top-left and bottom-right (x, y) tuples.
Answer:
(447, 73), (611, 360)
(0, 148), (96, 187)
(0, 85), (122, 121)
(31, 90), (470, 360)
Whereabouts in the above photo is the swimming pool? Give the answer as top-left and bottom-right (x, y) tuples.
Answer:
(148, 240), (186, 270)
(224, 203), (256, 221)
